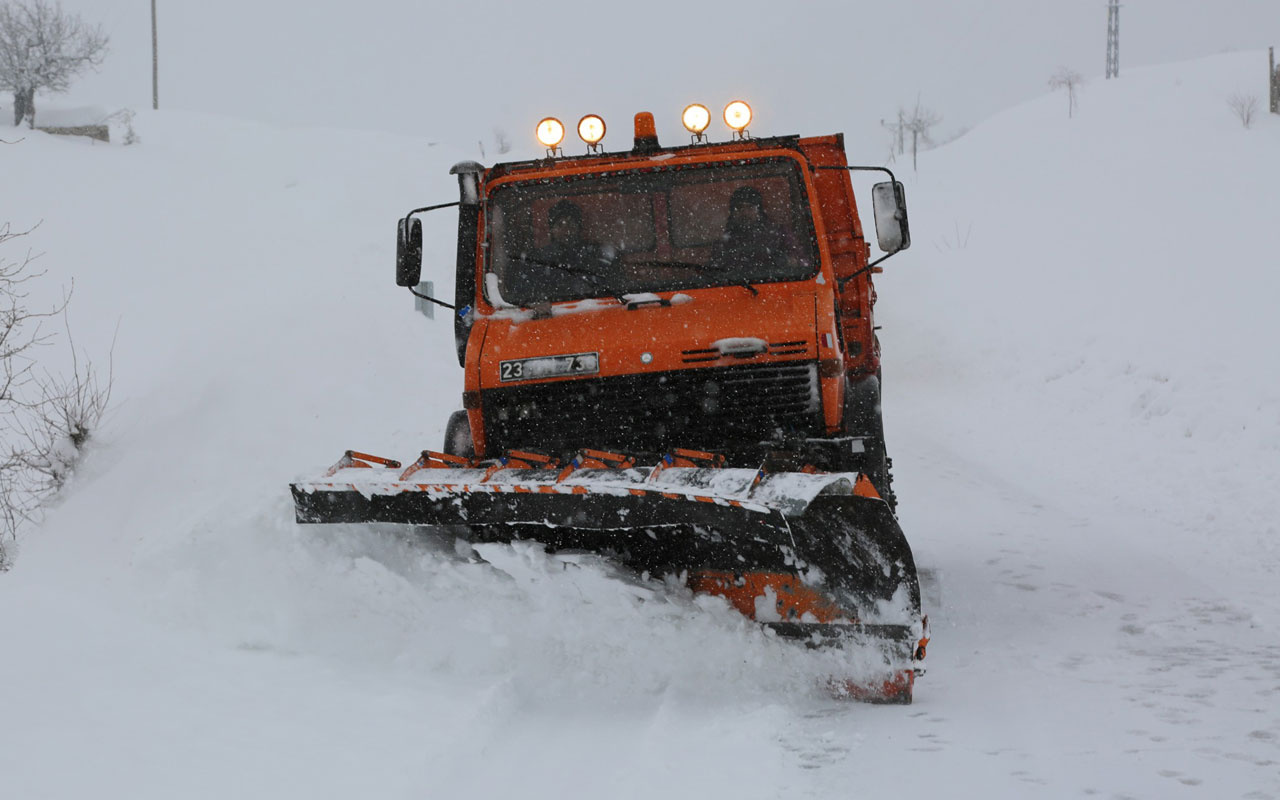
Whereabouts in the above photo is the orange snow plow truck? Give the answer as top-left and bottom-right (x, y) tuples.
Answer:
(291, 104), (928, 702)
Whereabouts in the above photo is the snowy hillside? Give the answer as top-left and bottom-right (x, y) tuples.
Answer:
(891, 50), (1280, 623)
(2, 51), (1278, 798)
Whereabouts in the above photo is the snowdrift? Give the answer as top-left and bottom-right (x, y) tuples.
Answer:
(889, 50), (1280, 623)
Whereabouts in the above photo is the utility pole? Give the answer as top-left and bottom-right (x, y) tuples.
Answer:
(151, 0), (158, 110)
(1271, 46), (1278, 115)
(1105, 0), (1121, 80)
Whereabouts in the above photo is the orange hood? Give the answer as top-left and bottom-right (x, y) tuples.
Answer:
(474, 285), (818, 390)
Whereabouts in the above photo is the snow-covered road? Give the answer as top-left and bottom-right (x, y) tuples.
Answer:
(896, 427), (1280, 795)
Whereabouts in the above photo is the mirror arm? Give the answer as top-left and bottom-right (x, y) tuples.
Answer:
(404, 200), (460, 220)
(839, 250), (901, 288)
(399, 200), (463, 305)
(407, 284), (456, 311)
(815, 165), (907, 279)
(814, 164), (900, 183)
(402, 200), (461, 227)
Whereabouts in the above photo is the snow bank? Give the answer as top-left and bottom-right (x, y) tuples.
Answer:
(886, 50), (1280, 622)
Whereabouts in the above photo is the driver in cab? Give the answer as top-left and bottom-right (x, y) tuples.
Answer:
(511, 200), (616, 301)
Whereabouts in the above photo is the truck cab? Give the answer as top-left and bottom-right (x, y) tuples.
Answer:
(398, 108), (909, 497)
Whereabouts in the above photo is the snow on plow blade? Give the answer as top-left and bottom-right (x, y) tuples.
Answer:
(291, 450), (926, 701)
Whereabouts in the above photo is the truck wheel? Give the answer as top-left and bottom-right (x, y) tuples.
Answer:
(843, 376), (897, 512)
(444, 410), (474, 459)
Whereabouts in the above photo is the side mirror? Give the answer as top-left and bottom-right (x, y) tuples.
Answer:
(870, 181), (911, 254)
(396, 216), (423, 287)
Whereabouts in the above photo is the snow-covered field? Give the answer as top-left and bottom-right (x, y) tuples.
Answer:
(1, 51), (1277, 798)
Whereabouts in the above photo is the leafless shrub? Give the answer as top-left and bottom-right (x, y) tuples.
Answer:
(4, 319), (113, 487)
(0, 218), (112, 569)
(1227, 93), (1259, 129)
(104, 107), (138, 145)
(1049, 67), (1085, 119)
(0, 221), (60, 403)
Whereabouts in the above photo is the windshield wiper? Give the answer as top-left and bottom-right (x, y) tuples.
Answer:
(628, 259), (759, 296)
(625, 259), (705, 270)
(623, 296), (671, 310)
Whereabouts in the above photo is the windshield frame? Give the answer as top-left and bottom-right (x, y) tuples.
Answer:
(479, 150), (824, 309)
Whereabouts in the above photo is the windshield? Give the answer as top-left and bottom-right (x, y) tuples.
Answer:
(485, 158), (819, 306)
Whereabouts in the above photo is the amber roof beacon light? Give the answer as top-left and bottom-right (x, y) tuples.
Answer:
(633, 111), (660, 152)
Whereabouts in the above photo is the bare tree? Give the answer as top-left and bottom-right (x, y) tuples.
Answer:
(0, 0), (109, 128)
(1049, 67), (1084, 119)
(0, 216), (112, 568)
(1227, 93), (1259, 129)
(903, 99), (942, 172)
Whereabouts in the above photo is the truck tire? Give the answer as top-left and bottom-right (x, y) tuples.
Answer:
(443, 410), (475, 459)
(843, 376), (897, 512)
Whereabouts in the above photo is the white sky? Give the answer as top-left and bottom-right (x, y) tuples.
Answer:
(46, 0), (1280, 160)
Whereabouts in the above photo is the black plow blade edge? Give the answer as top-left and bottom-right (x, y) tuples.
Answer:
(290, 483), (920, 621)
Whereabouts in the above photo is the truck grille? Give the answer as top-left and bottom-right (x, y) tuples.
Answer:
(680, 340), (810, 363)
(482, 361), (821, 457)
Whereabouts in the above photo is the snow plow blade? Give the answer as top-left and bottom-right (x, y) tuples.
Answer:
(291, 450), (926, 701)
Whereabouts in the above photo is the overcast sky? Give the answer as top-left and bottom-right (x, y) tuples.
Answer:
(49, 0), (1280, 160)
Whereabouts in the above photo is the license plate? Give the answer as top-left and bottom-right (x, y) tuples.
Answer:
(499, 352), (600, 382)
